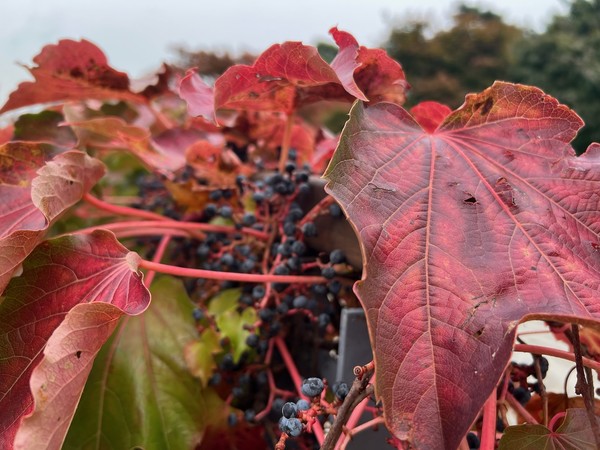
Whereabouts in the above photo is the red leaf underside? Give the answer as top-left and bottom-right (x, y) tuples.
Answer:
(0, 39), (142, 114)
(324, 82), (600, 449)
(0, 230), (150, 448)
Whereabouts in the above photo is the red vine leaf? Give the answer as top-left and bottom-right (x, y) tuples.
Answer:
(324, 82), (600, 449)
(178, 69), (217, 123)
(329, 26), (409, 105)
(409, 101), (452, 133)
(0, 230), (150, 449)
(499, 408), (600, 450)
(0, 39), (143, 114)
(67, 117), (186, 174)
(210, 29), (407, 115)
(0, 144), (104, 293)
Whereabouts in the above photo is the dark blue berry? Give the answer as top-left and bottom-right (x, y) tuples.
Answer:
(259, 308), (275, 323)
(301, 377), (324, 397)
(327, 280), (342, 295)
(296, 399), (310, 411)
(274, 264), (290, 275)
(192, 308), (204, 321)
(333, 381), (349, 400)
(242, 212), (256, 226)
(252, 285), (266, 299)
(286, 418), (303, 437)
(329, 249), (345, 264)
(246, 334), (259, 348)
(204, 203), (218, 218)
(244, 409), (256, 423)
(321, 267), (336, 279)
(219, 205), (233, 218)
(220, 252), (235, 266)
(283, 222), (296, 236)
(293, 295), (308, 309)
(513, 386), (531, 406)
(466, 432), (480, 449)
(282, 401), (298, 418)
(252, 192), (265, 204)
(318, 313), (330, 328)
(291, 240), (306, 255)
(301, 222), (317, 237)
(209, 190), (222, 201)
(329, 203), (342, 217)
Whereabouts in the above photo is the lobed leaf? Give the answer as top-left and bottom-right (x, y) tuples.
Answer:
(499, 408), (600, 450)
(178, 69), (217, 123)
(0, 144), (104, 293)
(63, 276), (227, 449)
(67, 117), (186, 174)
(0, 230), (150, 449)
(0, 39), (143, 114)
(324, 82), (600, 449)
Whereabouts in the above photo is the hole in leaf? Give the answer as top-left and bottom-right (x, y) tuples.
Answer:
(463, 195), (477, 205)
(474, 327), (485, 338)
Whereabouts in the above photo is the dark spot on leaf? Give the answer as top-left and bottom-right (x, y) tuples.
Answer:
(530, 266), (537, 271)
(475, 97), (494, 115)
(447, 181), (459, 187)
(474, 327), (485, 338)
(248, 91), (259, 99)
(591, 242), (600, 251)
(70, 67), (84, 79)
(68, 180), (74, 185)
(75, 350), (82, 359)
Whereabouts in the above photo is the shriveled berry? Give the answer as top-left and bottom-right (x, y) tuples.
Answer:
(333, 381), (349, 400)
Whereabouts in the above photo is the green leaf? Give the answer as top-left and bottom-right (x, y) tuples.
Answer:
(499, 408), (600, 450)
(184, 328), (220, 387)
(64, 276), (227, 449)
(206, 288), (256, 363)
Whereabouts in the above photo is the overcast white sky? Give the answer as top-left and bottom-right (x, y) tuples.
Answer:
(0, 0), (569, 104)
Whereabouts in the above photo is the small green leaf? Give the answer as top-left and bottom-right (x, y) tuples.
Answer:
(207, 288), (241, 316)
(185, 328), (221, 387)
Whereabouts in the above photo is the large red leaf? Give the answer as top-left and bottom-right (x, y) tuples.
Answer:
(178, 69), (217, 123)
(0, 39), (143, 114)
(0, 230), (150, 449)
(323, 82), (600, 449)
(210, 29), (407, 115)
(0, 145), (105, 293)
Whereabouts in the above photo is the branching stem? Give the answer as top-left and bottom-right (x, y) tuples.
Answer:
(513, 343), (600, 372)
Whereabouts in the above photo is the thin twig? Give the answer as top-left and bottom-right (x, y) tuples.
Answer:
(513, 344), (600, 372)
(278, 112), (295, 173)
(505, 392), (538, 424)
(533, 355), (548, 426)
(321, 367), (375, 450)
(338, 416), (384, 450)
(571, 324), (600, 447)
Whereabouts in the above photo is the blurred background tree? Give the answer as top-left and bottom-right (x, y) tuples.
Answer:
(173, 2), (600, 152)
(510, 0), (600, 153)
(383, 6), (523, 108)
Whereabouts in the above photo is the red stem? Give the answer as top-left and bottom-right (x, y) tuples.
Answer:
(278, 111), (295, 173)
(513, 344), (600, 372)
(480, 391), (497, 450)
(144, 236), (171, 287)
(274, 336), (325, 445)
(139, 259), (327, 284)
(83, 193), (169, 221)
(79, 219), (269, 240)
(548, 412), (566, 432)
(505, 392), (538, 424)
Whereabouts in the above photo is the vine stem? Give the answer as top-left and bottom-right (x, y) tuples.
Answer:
(321, 368), (375, 450)
(83, 192), (169, 221)
(480, 391), (497, 450)
(278, 111), (295, 173)
(513, 343), (600, 372)
(548, 412), (566, 432)
(273, 336), (325, 445)
(571, 324), (600, 447)
(505, 392), (538, 424)
(78, 219), (270, 240)
(144, 236), (171, 287)
(338, 416), (385, 450)
(139, 259), (328, 284)
(533, 355), (549, 426)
